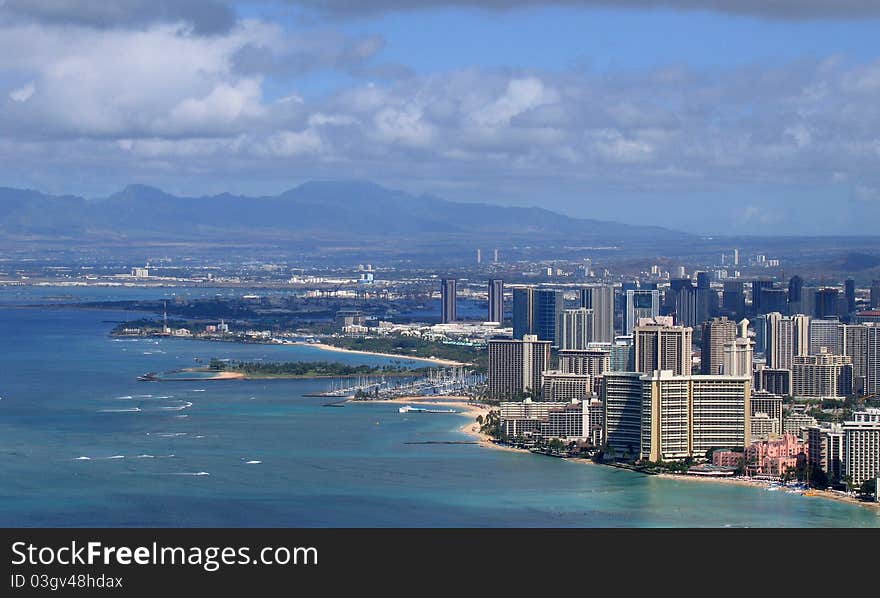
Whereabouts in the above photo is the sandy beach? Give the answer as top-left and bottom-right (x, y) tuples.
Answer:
(655, 473), (880, 509)
(298, 342), (466, 367)
(348, 395), (524, 452)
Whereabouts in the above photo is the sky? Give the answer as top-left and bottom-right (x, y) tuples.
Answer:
(2, 1), (880, 235)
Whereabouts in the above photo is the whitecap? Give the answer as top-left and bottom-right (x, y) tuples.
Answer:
(104, 455), (125, 460)
(244, 460), (262, 464)
(74, 456), (91, 460)
(115, 395), (133, 400)
(98, 407), (141, 413)
(174, 415), (189, 419)
(171, 472), (210, 476)
(135, 454), (155, 459)
(191, 389), (206, 392)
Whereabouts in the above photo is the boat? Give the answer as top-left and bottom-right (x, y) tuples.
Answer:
(137, 372), (159, 381)
(398, 405), (457, 414)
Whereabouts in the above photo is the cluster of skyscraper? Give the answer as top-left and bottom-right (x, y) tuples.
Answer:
(469, 273), (880, 486)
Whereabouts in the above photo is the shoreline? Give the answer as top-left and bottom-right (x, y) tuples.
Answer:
(297, 342), (465, 367)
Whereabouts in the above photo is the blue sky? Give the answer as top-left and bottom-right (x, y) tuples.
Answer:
(2, 1), (880, 234)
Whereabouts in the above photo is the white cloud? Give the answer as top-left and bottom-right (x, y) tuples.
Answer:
(8, 82), (35, 102)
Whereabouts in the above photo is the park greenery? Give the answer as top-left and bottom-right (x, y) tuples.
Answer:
(209, 358), (425, 378)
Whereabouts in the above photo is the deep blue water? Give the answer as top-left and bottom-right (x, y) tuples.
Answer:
(1, 286), (879, 527)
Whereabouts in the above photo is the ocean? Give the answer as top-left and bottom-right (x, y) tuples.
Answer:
(1, 285), (879, 527)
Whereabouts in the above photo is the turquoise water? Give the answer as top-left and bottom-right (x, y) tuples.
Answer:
(1, 287), (879, 527)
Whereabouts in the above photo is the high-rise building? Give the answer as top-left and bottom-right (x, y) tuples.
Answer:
(601, 372), (644, 458)
(511, 286), (535, 339)
(791, 349), (853, 399)
(809, 319), (841, 355)
(640, 371), (751, 462)
(560, 308), (592, 350)
(558, 348), (610, 394)
(580, 285), (615, 343)
(541, 371), (592, 403)
(487, 335), (551, 399)
(765, 312), (809, 370)
(816, 288), (841, 319)
(476, 248), (482, 264)
(609, 335), (634, 371)
(722, 280), (746, 318)
(867, 324), (880, 395)
(754, 366), (792, 397)
(872, 280), (880, 309)
(634, 317), (692, 376)
(843, 409), (880, 486)
(807, 424), (844, 482)
(722, 318), (753, 377)
(487, 279), (504, 324)
(694, 272), (718, 325)
(625, 289), (660, 334)
(788, 275), (804, 306)
(666, 278), (696, 327)
(440, 278), (457, 324)
(751, 390), (783, 438)
(840, 324), (868, 394)
(845, 279), (856, 314)
(759, 288), (788, 316)
(751, 280), (775, 315)
(534, 289), (564, 346)
(701, 317), (737, 375)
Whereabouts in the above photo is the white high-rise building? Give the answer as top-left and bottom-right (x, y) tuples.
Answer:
(766, 312), (809, 370)
(560, 308), (593, 350)
(843, 409), (880, 486)
(722, 318), (753, 377)
(809, 319), (841, 355)
(580, 285), (615, 343)
(634, 318), (693, 376)
(791, 349), (853, 399)
(625, 289), (660, 334)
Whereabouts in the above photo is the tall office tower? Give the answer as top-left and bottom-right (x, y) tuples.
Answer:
(733, 248), (740, 266)
(840, 324), (869, 394)
(694, 271), (718, 325)
(752, 314), (768, 353)
(541, 370), (592, 402)
(751, 390), (784, 437)
(793, 314), (812, 356)
(625, 289), (660, 334)
(610, 335), (635, 371)
(558, 348), (610, 394)
(487, 335), (552, 399)
(843, 409), (880, 486)
(755, 367), (792, 396)
(511, 286), (535, 339)
(476, 248), (482, 264)
(493, 248), (499, 264)
(867, 324), (880, 395)
(809, 319), (841, 355)
(601, 372), (644, 458)
(845, 279), (856, 314)
(765, 312), (795, 370)
(807, 424), (844, 482)
(723, 319), (754, 377)
(580, 285), (615, 343)
(751, 280), (775, 315)
(872, 280), (880, 309)
(701, 316), (737, 375)
(487, 279), (504, 324)
(666, 278), (697, 327)
(792, 349), (854, 399)
(722, 280), (746, 319)
(533, 288), (564, 346)
(760, 288), (788, 316)
(560, 308), (593, 350)
(640, 371), (750, 462)
(440, 278), (457, 324)
(634, 318), (693, 376)
(816, 288), (841, 319)
(800, 286), (818, 318)
(788, 275), (804, 306)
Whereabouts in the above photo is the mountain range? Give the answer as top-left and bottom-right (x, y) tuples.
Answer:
(0, 180), (685, 250)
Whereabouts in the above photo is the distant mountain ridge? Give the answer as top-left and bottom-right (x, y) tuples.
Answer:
(0, 180), (686, 246)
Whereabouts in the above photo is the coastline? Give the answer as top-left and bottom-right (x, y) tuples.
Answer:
(297, 342), (465, 367)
